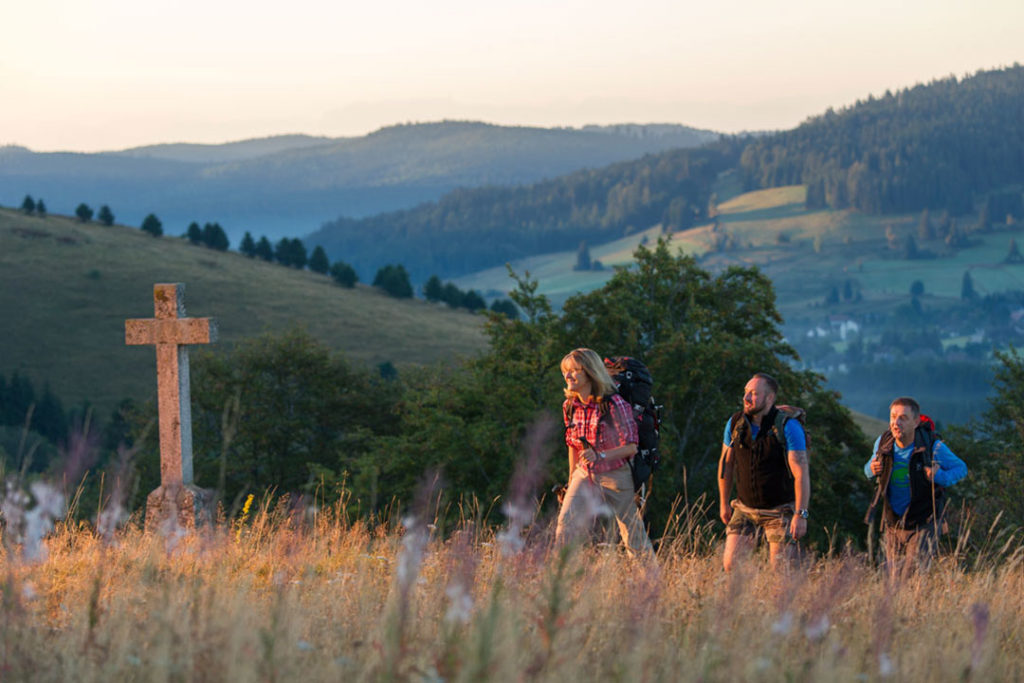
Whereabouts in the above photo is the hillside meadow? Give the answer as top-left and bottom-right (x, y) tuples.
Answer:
(1, 497), (1022, 682)
(453, 182), (1024, 318)
(0, 208), (486, 417)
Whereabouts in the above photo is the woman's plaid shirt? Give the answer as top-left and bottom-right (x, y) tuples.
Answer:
(563, 393), (638, 474)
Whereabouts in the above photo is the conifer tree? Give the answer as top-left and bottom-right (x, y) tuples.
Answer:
(917, 208), (934, 241)
(308, 245), (329, 274)
(462, 289), (486, 312)
(423, 275), (444, 302)
(140, 213), (163, 237)
(239, 231), (257, 257)
(1006, 238), (1023, 264)
(75, 203), (93, 223)
(202, 222), (229, 251)
(329, 261), (358, 287)
(35, 199), (46, 216)
(187, 222), (203, 245)
(961, 270), (977, 300)
(255, 236), (274, 261)
(97, 205), (115, 226)
(373, 264), (413, 298)
(20, 195), (36, 215)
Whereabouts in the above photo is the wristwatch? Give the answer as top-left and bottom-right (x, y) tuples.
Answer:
(797, 509), (809, 519)
(597, 451), (607, 460)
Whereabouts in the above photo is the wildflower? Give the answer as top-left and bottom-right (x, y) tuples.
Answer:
(236, 493), (255, 541)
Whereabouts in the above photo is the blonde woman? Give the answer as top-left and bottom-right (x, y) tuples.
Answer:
(556, 348), (653, 556)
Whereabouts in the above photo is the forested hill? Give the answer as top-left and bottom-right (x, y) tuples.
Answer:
(0, 121), (717, 244)
(740, 65), (1024, 214)
(309, 140), (744, 282)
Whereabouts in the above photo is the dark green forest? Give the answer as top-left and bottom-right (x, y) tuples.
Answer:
(310, 143), (742, 281)
(741, 65), (1024, 214)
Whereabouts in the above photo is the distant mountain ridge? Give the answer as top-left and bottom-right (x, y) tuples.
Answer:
(0, 121), (718, 242)
(310, 65), (1024, 284)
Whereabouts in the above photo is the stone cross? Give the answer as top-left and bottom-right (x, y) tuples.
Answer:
(126, 283), (217, 528)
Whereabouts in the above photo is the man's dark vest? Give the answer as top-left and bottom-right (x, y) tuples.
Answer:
(864, 426), (943, 530)
(729, 406), (793, 509)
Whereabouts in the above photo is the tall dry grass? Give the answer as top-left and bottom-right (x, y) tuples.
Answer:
(2, 492), (1023, 683)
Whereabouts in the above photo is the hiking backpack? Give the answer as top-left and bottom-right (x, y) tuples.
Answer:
(603, 356), (662, 492)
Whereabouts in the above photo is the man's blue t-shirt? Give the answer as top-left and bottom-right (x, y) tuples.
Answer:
(722, 414), (807, 451)
(864, 435), (967, 516)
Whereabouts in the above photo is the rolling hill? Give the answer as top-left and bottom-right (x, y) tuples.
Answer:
(0, 207), (487, 418)
(0, 121), (718, 245)
(310, 65), (1024, 287)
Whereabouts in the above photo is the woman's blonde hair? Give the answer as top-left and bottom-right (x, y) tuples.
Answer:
(561, 348), (616, 400)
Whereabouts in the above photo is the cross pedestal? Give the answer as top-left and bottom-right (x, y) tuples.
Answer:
(126, 283), (217, 530)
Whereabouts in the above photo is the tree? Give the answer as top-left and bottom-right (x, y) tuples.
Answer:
(239, 231), (257, 257)
(255, 236), (274, 262)
(140, 213), (163, 237)
(441, 282), (463, 307)
(489, 299), (519, 320)
(186, 222), (203, 245)
(574, 241), (592, 271)
(20, 195), (36, 215)
(1006, 238), (1023, 264)
(977, 203), (992, 232)
(373, 264), (413, 298)
(35, 199), (46, 217)
(274, 238), (307, 269)
(329, 261), (358, 288)
(131, 329), (401, 511)
(947, 347), (1024, 529)
(462, 289), (487, 312)
(202, 223), (229, 251)
(917, 208), (935, 241)
(423, 275), (444, 302)
(308, 245), (330, 274)
(97, 205), (115, 226)
(75, 203), (94, 223)
(383, 240), (868, 539)
(961, 270), (977, 300)
(902, 233), (919, 259)
(910, 280), (925, 297)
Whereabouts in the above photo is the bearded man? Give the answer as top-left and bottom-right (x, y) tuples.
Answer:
(717, 373), (809, 570)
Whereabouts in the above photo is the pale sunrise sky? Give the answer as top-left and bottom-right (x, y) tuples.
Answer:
(2, 0), (1022, 152)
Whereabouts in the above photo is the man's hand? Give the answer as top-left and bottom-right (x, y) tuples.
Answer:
(580, 447), (598, 463)
(720, 500), (733, 525)
(924, 464), (938, 481)
(790, 514), (807, 540)
(870, 457), (883, 476)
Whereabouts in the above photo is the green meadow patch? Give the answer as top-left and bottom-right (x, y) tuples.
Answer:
(0, 208), (486, 417)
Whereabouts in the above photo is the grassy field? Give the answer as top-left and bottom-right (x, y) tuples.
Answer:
(2, 497), (1021, 682)
(0, 209), (487, 416)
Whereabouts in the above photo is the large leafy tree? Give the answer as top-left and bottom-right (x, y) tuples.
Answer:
(946, 347), (1024, 529)
(131, 329), (400, 511)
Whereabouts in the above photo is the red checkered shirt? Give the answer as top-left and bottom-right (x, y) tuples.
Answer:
(563, 393), (638, 474)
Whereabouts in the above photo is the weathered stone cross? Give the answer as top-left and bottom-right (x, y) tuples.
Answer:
(126, 283), (217, 528)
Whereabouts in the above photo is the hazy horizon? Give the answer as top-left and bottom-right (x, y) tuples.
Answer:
(3, 0), (1022, 153)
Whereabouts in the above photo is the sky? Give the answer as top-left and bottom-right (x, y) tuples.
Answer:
(2, 0), (1022, 152)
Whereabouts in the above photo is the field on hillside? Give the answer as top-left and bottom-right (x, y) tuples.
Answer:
(0, 209), (486, 416)
(453, 183), (1024, 316)
(2, 499), (1022, 682)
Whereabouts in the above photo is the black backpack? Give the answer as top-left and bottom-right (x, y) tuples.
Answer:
(604, 356), (662, 492)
